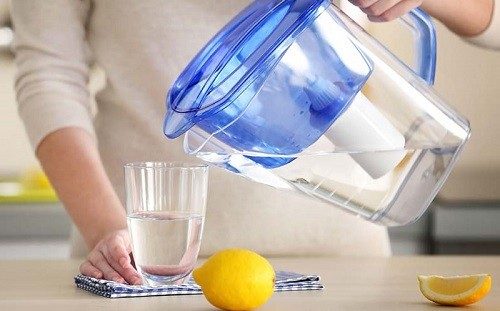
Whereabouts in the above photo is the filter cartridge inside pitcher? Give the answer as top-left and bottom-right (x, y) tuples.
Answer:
(322, 92), (407, 179)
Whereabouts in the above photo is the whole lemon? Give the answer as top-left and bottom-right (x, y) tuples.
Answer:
(193, 248), (275, 310)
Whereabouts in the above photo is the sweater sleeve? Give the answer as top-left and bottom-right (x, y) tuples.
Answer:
(10, 0), (95, 150)
(467, 0), (500, 50)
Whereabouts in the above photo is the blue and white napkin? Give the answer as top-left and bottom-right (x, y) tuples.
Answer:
(75, 271), (323, 298)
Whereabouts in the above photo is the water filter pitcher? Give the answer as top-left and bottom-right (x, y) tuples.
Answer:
(163, 0), (470, 226)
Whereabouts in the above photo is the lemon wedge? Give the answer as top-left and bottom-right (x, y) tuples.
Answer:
(418, 274), (492, 306)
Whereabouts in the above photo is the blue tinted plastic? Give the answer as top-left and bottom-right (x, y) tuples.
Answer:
(164, 1), (438, 169)
(407, 8), (437, 85)
(164, 0), (328, 138)
(179, 1), (373, 168)
(164, 0), (372, 165)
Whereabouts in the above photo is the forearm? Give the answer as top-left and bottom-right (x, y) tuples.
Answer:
(37, 127), (126, 249)
(421, 0), (494, 37)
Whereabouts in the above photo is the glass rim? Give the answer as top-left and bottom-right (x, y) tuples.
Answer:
(124, 161), (208, 171)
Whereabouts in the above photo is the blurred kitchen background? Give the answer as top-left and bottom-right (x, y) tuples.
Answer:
(1, 1), (499, 259)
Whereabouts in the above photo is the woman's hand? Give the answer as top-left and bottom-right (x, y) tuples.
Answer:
(79, 229), (142, 285)
(34, 128), (140, 284)
(349, 0), (422, 22)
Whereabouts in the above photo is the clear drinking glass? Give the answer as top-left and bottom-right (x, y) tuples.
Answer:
(124, 162), (208, 285)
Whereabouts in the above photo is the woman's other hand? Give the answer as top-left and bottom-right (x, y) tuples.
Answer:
(79, 229), (142, 285)
(349, 0), (422, 22)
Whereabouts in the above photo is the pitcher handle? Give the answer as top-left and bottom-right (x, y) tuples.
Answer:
(401, 8), (437, 85)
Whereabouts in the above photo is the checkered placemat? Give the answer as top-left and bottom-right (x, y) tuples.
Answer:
(75, 271), (323, 298)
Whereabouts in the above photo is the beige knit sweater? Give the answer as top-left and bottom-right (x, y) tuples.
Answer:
(11, 0), (500, 258)
(11, 0), (482, 259)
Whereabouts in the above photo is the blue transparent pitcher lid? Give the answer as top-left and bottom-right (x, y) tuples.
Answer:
(164, 0), (328, 138)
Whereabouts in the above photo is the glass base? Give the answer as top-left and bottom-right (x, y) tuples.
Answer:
(140, 270), (193, 286)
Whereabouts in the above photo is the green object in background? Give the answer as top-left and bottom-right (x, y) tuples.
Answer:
(0, 169), (58, 204)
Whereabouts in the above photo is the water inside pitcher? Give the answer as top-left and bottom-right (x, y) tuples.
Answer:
(163, 0), (470, 226)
